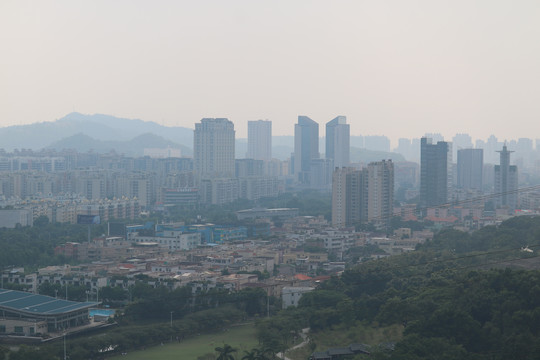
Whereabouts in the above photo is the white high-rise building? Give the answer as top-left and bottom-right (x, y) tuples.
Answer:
(247, 120), (272, 161)
(326, 116), (350, 169)
(194, 118), (235, 179)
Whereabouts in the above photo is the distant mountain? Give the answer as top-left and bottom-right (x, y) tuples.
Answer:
(47, 133), (192, 157)
(0, 112), (194, 151)
(0, 113), (404, 162)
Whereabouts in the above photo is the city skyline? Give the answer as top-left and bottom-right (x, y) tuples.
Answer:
(2, 1), (540, 142)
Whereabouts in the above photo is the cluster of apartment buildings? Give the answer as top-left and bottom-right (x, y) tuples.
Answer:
(0, 117), (539, 231)
(2, 208), (435, 314)
(330, 133), (533, 231)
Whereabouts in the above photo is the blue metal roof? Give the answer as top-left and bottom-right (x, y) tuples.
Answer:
(0, 289), (97, 315)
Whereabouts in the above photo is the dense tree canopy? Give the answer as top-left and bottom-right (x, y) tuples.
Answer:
(256, 216), (540, 359)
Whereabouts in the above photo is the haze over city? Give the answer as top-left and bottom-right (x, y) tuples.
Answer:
(2, 0), (540, 142)
(5, 2), (540, 360)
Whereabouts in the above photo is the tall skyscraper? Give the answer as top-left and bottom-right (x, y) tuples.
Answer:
(326, 116), (350, 169)
(294, 116), (319, 184)
(367, 160), (394, 227)
(420, 137), (452, 207)
(247, 120), (272, 161)
(494, 144), (518, 210)
(194, 118), (235, 179)
(457, 148), (483, 191)
(331, 167), (366, 227)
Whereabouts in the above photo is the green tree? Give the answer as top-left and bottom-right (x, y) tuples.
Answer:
(390, 334), (467, 360)
(215, 344), (237, 360)
(33, 215), (50, 227)
(242, 348), (274, 360)
(241, 349), (258, 360)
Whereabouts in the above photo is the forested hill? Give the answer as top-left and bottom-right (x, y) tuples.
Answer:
(257, 216), (540, 360)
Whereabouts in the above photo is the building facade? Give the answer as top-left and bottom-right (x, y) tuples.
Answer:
(326, 116), (350, 169)
(331, 167), (366, 228)
(194, 118), (235, 179)
(420, 137), (452, 207)
(294, 116), (319, 184)
(366, 160), (394, 227)
(494, 144), (518, 210)
(247, 120), (272, 161)
(457, 148), (483, 191)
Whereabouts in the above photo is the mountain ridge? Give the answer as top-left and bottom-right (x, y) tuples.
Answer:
(47, 132), (192, 157)
(0, 113), (406, 162)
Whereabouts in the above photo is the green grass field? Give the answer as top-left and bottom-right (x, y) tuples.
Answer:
(109, 323), (258, 360)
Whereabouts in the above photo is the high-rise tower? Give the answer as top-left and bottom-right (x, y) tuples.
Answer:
(247, 120), (272, 161)
(294, 116), (319, 184)
(420, 137), (452, 207)
(367, 160), (394, 227)
(194, 118), (235, 178)
(494, 144), (518, 210)
(331, 160), (393, 229)
(331, 167), (366, 227)
(326, 116), (350, 169)
(457, 148), (483, 191)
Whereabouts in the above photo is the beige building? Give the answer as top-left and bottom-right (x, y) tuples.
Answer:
(331, 167), (365, 228)
(367, 160), (394, 227)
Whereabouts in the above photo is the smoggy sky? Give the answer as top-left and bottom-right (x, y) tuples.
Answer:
(1, 0), (539, 144)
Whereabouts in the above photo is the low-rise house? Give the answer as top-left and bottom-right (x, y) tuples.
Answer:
(282, 286), (314, 308)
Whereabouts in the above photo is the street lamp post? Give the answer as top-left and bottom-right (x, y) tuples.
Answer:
(170, 311), (174, 343)
(63, 332), (67, 360)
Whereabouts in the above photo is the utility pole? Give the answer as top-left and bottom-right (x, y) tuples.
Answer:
(170, 311), (174, 343)
(267, 288), (270, 318)
(63, 333), (67, 360)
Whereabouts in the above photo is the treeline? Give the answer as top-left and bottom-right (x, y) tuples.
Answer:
(0, 217), (106, 269)
(121, 284), (277, 322)
(256, 216), (540, 359)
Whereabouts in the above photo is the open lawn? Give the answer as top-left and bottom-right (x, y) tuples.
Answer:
(108, 323), (258, 360)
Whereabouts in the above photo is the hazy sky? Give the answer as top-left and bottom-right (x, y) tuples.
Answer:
(1, 0), (539, 144)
